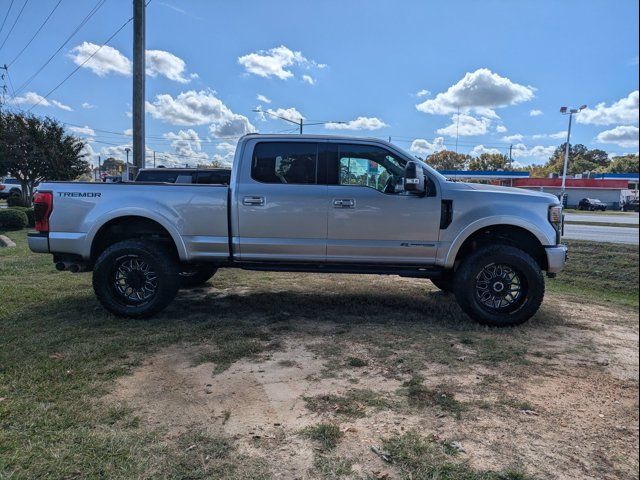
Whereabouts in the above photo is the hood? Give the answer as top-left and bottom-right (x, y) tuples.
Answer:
(450, 182), (560, 204)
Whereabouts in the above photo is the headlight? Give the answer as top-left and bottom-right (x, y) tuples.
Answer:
(549, 206), (562, 226)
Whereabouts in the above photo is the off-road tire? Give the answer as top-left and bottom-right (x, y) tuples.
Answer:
(178, 264), (218, 288)
(93, 239), (179, 318)
(453, 244), (544, 327)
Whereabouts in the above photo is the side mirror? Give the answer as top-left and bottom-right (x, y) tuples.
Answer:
(404, 161), (426, 196)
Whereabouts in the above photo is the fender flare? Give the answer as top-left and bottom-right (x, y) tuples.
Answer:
(86, 208), (188, 261)
(443, 216), (551, 269)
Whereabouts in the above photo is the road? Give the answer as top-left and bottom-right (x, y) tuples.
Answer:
(563, 223), (639, 245)
(565, 212), (639, 225)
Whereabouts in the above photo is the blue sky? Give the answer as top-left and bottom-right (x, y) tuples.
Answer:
(2, 0), (639, 167)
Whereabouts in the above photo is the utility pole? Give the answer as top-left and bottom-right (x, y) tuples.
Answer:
(559, 105), (587, 205)
(97, 155), (101, 181)
(509, 144), (513, 169)
(132, 0), (146, 171)
(153, 150), (156, 168)
(0, 64), (8, 112)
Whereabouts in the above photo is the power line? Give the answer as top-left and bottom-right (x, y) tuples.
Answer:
(27, 14), (132, 112)
(0, 0), (16, 38)
(12, 0), (107, 97)
(0, 0), (29, 52)
(8, 0), (63, 67)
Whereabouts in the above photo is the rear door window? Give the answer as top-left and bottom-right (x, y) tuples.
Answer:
(251, 142), (318, 184)
(196, 170), (231, 185)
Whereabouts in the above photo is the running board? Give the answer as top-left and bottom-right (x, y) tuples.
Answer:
(238, 262), (443, 278)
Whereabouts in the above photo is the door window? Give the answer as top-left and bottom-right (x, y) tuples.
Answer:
(252, 142), (318, 184)
(337, 144), (405, 194)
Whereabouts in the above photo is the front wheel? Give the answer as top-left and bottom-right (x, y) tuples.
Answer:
(179, 264), (218, 288)
(93, 239), (180, 318)
(453, 245), (545, 327)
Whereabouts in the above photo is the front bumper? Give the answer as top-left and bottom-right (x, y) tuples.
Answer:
(27, 232), (49, 253)
(545, 244), (568, 274)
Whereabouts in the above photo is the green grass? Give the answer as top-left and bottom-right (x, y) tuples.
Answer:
(547, 240), (639, 307)
(401, 376), (468, 419)
(300, 423), (343, 450)
(0, 230), (636, 478)
(565, 221), (639, 228)
(383, 430), (532, 480)
(304, 389), (392, 418)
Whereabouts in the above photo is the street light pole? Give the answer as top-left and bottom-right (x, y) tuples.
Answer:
(125, 147), (131, 181)
(559, 105), (587, 205)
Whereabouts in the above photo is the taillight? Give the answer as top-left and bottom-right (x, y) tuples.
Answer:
(0, 185), (5, 191)
(33, 191), (53, 233)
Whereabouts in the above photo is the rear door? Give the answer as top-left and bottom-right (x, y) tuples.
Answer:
(326, 143), (441, 264)
(235, 141), (327, 262)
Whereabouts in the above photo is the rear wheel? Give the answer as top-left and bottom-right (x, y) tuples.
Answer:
(179, 264), (218, 288)
(453, 245), (544, 327)
(93, 239), (179, 318)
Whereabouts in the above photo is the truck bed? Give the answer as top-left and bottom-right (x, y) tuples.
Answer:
(36, 182), (230, 262)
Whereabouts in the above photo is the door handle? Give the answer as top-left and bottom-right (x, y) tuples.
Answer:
(243, 196), (265, 206)
(333, 198), (355, 208)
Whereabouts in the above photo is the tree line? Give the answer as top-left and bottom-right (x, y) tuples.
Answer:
(423, 146), (639, 176)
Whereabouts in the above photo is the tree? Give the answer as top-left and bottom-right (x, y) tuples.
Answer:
(607, 154), (639, 173)
(426, 150), (470, 170)
(468, 153), (510, 171)
(0, 112), (89, 206)
(535, 143), (610, 177)
(101, 157), (125, 174)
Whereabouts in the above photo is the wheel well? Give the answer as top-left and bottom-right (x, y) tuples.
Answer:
(454, 225), (547, 271)
(90, 216), (179, 262)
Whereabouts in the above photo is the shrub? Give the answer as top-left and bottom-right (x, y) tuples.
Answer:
(7, 194), (27, 207)
(9, 207), (35, 227)
(0, 209), (28, 230)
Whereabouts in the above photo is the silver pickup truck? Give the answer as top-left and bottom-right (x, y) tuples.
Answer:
(28, 134), (567, 326)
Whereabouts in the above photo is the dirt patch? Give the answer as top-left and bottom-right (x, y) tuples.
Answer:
(107, 288), (639, 479)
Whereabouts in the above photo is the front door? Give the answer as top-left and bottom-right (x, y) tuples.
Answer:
(326, 143), (441, 264)
(235, 141), (327, 262)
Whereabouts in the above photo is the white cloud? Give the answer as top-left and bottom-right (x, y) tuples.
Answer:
(596, 125), (639, 148)
(416, 89), (431, 98)
(577, 91), (639, 126)
(529, 109), (543, 116)
(211, 142), (236, 166)
(123, 128), (133, 136)
(81, 102), (95, 109)
(495, 125), (508, 133)
(265, 107), (305, 123)
(68, 125), (95, 136)
(549, 131), (568, 140)
(237, 45), (323, 80)
(256, 94), (271, 104)
(436, 114), (490, 137)
(325, 116), (388, 131)
(471, 145), (502, 156)
(302, 74), (315, 85)
(416, 68), (534, 117)
(409, 137), (446, 156)
(510, 144), (556, 162)
(69, 42), (131, 76)
(502, 134), (523, 143)
(146, 49), (197, 83)
(163, 128), (208, 162)
(9, 91), (73, 111)
(69, 43), (195, 82)
(146, 89), (255, 137)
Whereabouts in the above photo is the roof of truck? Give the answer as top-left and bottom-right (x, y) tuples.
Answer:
(240, 133), (389, 143)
